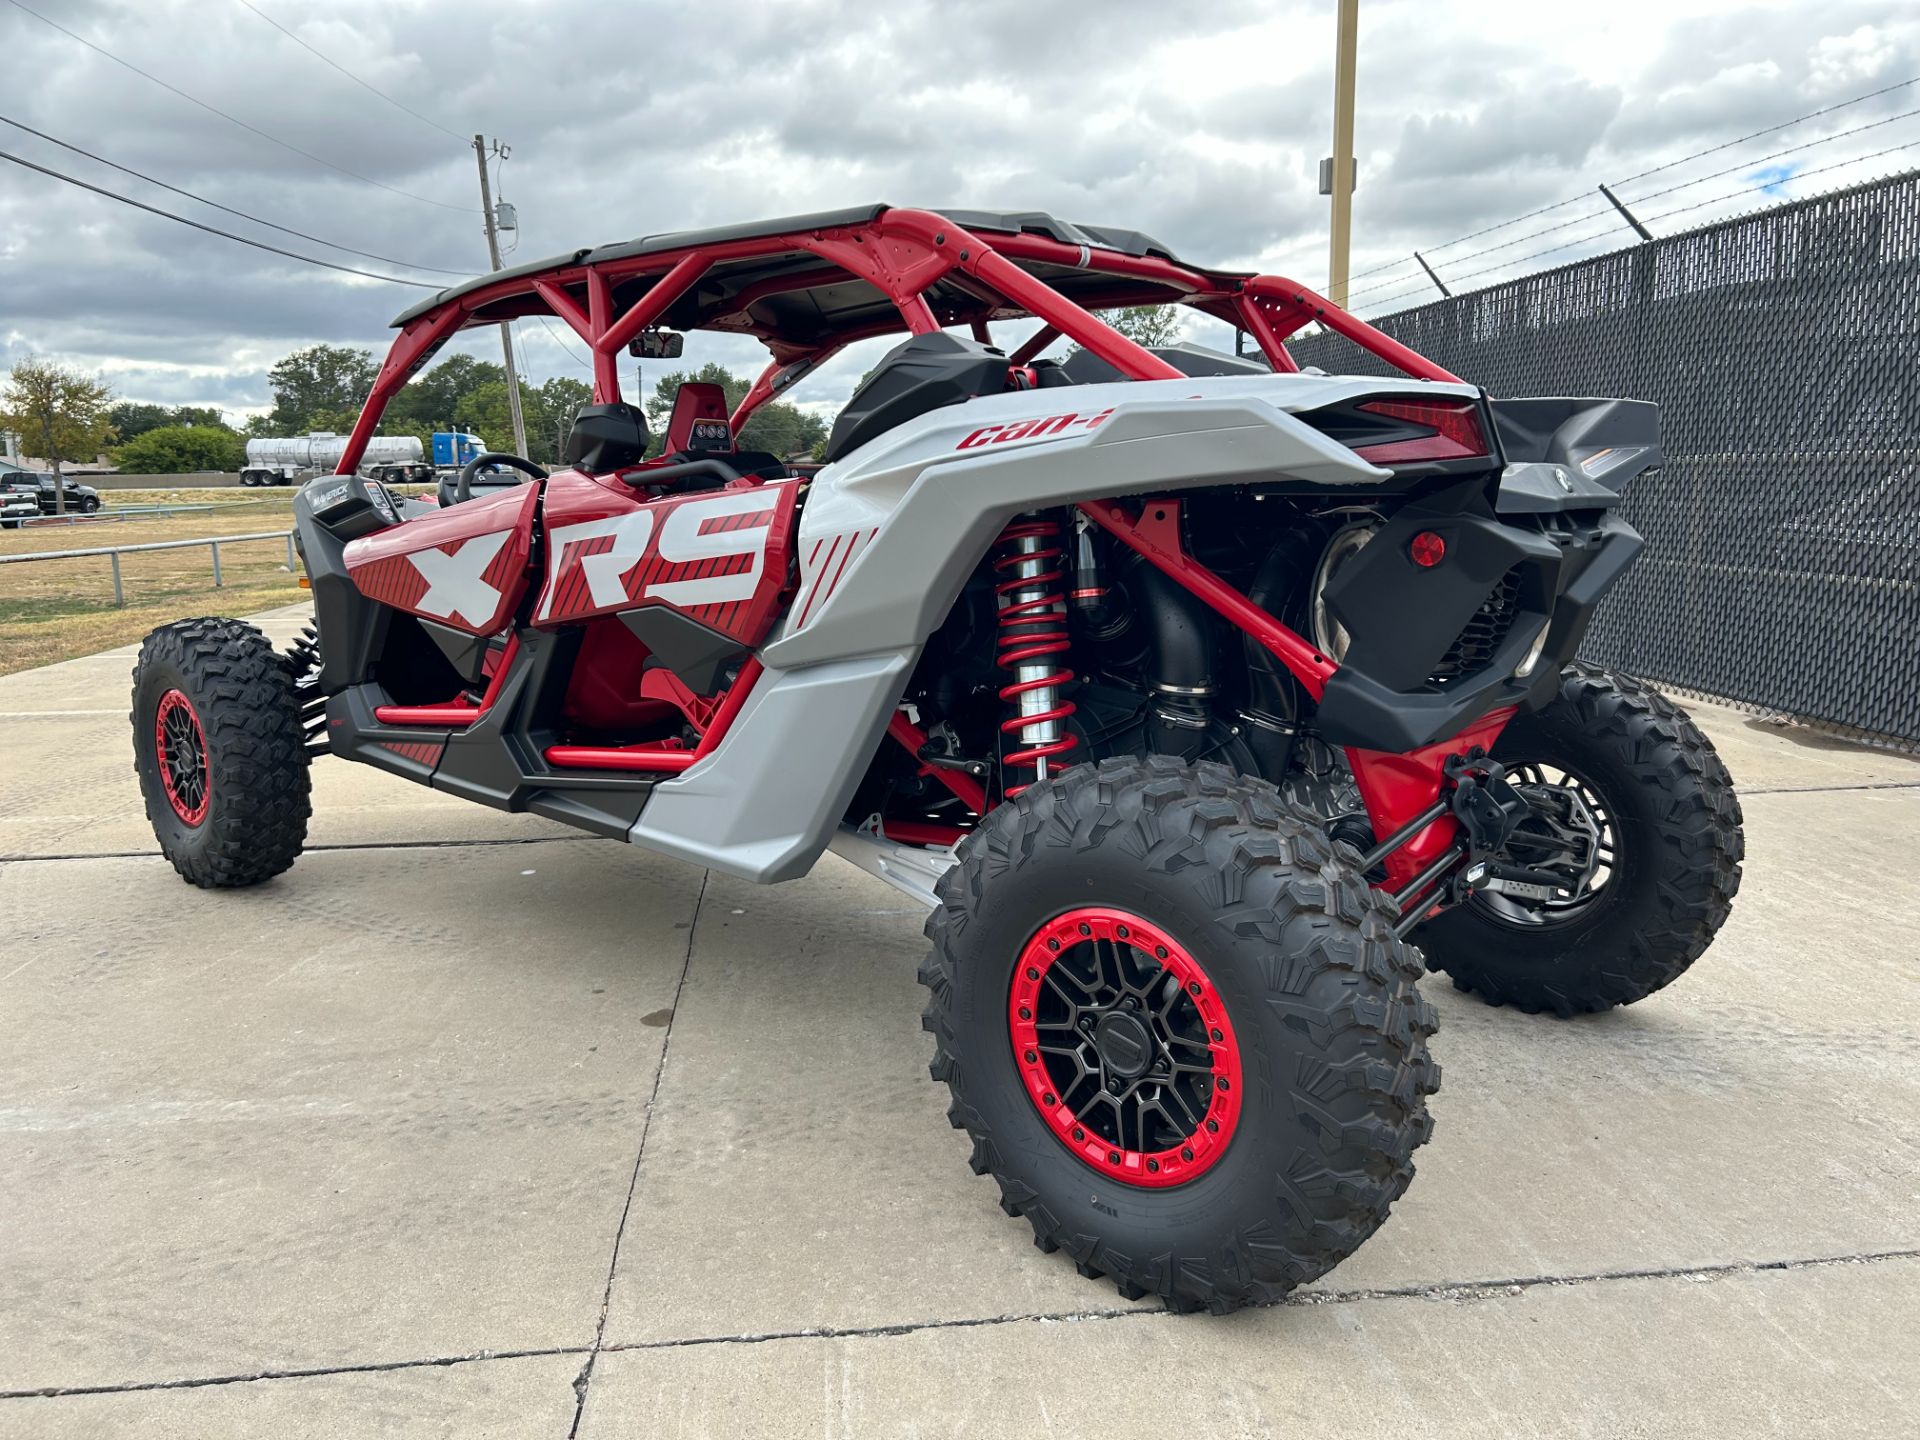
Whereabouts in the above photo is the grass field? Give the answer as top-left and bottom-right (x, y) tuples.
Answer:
(0, 484), (441, 675)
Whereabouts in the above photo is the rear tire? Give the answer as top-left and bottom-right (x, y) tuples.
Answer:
(1417, 663), (1743, 1015)
(131, 618), (311, 888)
(920, 756), (1439, 1314)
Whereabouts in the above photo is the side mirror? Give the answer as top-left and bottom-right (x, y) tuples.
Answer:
(627, 329), (686, 359)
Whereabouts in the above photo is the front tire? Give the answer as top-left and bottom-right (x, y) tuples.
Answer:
(1417, 663), (1743, 1015)
(131, 618), (311, 887)
(920, 756), (1439, 1314)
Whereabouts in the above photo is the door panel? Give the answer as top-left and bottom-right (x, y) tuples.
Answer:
(342, 483), (538, 636)
(537, 471), (799, 647)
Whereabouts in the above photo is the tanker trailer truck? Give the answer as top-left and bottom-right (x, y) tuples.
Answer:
(240, 433), (432, 488)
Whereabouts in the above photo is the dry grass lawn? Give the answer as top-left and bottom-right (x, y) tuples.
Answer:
(1, 484), (439, 675)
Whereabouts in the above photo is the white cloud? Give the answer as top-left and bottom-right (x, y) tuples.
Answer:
(2, 0), (1917, 418)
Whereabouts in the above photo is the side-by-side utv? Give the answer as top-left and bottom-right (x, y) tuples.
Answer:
(131, 205), (1742, 1313)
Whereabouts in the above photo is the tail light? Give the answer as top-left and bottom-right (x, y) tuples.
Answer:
(1350, 399), (1489, 464)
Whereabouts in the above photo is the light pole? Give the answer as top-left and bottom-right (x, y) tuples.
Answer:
(1327, 0), (1359, 308)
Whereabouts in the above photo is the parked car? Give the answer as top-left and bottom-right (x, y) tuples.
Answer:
(0, 491), (38, 528)
(0, 469), (102, 514)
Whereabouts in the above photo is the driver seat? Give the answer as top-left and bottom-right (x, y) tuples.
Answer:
(564, 402), (651, 472)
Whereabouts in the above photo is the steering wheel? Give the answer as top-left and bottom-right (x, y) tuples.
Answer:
(454, 452), (546, 505)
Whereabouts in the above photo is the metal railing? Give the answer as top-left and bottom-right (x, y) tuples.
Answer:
(21, 503), (218, 526)
(0, 530), (296, 605)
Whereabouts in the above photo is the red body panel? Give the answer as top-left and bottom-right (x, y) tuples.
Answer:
(535, 471), (798, 644)
(1346, 708), (1514, 892)
(343, 484), (537, 636)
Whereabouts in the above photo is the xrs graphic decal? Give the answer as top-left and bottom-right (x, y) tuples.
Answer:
(347, 528), (525, 630)
(538, 481), (799, 644)
(342, 483), (537, 636)
(408, 531), (512, 626)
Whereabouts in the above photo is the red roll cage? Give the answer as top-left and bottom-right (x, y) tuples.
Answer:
(335, 205), (1485, 897)
(336, 205), (1457, 478)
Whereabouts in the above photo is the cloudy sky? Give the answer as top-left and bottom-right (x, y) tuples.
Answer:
(3, 0), (1917, 426)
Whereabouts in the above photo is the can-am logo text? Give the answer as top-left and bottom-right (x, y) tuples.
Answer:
(956, 409), (1113, 450)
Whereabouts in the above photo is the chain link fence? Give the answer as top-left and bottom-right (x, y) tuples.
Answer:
(1293, 168), (1920, 748)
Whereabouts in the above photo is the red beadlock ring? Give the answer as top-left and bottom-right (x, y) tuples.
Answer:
(154, 688), (211, 826)
(1009, 907), (1242, 1188)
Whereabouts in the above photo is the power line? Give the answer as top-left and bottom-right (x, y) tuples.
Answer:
(0, 148), (438, 287)
(0, 115), (473, 276)
(1614, 73), (1920, 185)
(1350, 72), (1920, 284)
(1353, 104), (1920, 305)
(1625, 102), (1920, 206)
(1346, 203), (1616, 301)
(230, 0), (467, 145)
(534, 315), (594, 372)
(1346, 192), (1597, 283)
(5, 0), (476, 214)
(1638, 138), (1920, 228)
(1362, 140), (1920, 317)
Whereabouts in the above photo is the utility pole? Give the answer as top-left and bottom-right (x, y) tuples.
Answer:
(1326, 0), (1359, 308)
(473, 134), (529, 459)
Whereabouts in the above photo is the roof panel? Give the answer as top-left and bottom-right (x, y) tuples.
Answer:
(387, 205), (1237, 331)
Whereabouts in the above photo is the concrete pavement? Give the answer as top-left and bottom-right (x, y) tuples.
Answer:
(3, 605), (1917, 1437)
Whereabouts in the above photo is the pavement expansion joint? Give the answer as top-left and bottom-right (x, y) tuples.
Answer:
(0, 834), (588, 865)
(5, 1248), (1915, 1404)
(1739, 780), (1920, 796)
(567, 869), (709, 1439)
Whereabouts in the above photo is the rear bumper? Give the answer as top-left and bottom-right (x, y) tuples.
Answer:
(1315, 505), (1642, 752)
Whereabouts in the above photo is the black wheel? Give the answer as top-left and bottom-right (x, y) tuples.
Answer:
(131, 618), (311, 888)
(1417, 663), (1743, 1015)
(80, 496), (100, 514)
(920, 755), (1439, 1314)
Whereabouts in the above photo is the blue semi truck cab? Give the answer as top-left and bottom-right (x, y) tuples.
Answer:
(431, 431), (487, 470)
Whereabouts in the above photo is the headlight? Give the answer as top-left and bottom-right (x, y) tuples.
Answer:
(1514, 618), (1552, 678)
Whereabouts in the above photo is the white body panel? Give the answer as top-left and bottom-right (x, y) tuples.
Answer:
(634, 370), (1472, 885)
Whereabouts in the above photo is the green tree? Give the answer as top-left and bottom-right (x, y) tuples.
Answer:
(523, 375), (593, 464)
(266, 344), (379, 433)
(455, 380), (515, 452)
(108, 401), (172, 442)
(112, 423), (247, 475)
(0, 355), (115, 511)
(644, 362), (825, 459)
(110, 402), (230, 442)
(385, 352), (508, 439)
(1097, 305), (1185, 348)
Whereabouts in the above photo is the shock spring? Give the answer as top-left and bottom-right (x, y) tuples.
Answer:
(993, 512), (1079, 796)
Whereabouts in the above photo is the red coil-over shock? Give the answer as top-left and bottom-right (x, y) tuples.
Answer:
(993, 512), (1078, 796)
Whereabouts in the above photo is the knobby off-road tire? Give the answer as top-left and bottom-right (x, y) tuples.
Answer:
(1418, 663), (1743, 1015)
(131, 618), (310, 888)
(920, 755), (1439, 1314)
